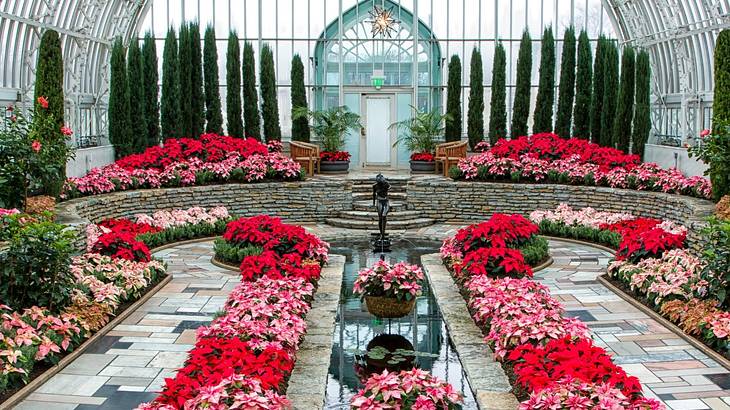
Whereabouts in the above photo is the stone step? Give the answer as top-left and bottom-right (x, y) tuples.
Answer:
(338, 210), (423, 221)
(325, 217), (435, 230)
(352, 192), (407, 201)
(352, 200), (407, 212)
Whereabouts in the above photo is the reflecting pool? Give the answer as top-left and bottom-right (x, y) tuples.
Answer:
(325, 239), (478, 409)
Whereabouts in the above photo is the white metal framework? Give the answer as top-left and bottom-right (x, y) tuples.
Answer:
(0, 0), (727, 146)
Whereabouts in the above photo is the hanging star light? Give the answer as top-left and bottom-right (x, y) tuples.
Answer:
(366, 5), (400, 38)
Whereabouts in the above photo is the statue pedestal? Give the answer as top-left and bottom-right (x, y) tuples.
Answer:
(370, 233), (392, 253)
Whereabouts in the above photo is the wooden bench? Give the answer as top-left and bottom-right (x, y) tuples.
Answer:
(435, 141), (468, 176)
(290, 141), (320, 176)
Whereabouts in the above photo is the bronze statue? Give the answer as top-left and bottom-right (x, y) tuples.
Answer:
(372, 174), (391, 240)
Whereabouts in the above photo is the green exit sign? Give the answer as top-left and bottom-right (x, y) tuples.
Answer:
(371, 77), (385, 89)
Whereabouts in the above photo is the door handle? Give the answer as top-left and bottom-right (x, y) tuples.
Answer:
(360, 127), (366, 137)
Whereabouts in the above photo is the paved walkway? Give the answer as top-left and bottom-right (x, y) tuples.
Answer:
(12, 229), (730, 410)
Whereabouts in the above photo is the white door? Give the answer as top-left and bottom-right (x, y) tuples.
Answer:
(365, 96), (392, 165)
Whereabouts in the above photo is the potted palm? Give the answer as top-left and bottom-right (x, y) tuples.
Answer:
(292, 105), (361, 173)
(390, 106), (451, 173)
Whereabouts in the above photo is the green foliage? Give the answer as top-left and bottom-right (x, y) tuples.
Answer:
(142, 32), (160, 147)
(613, 47), (635, 152)
(0, 112), (73, 208)
(213, 239), (263, 265)
(600, 41), (619, 147)
(590, 36), (607, 144)
(226, 32), (244, 138)
(714, 29), (730, 126)
(537, 219), (622, 249)
(573, 30), (592, 140)
(126, 39), (147, 154)
(0, 221), (75, 312)
(137, 218), (231, 249)
(555, 27), (576, 138)
(520, 236), (550, 267)
(488, 42), (507, 144)
(511, 30), (533, 138)
(290, 54), (310, 142)
(467, 48), (484, 149)
(698, 218), (730, 308)
(260, 44), (281, 141)
(445, 55), (462, 142)
(161, 27), (181, 139)
(109, 38), (132, 158)
(689, 122), (730, 201)
(533, 26), (556, 134)
(390, 105), (451, 154)
(292, 106), (361, 153)
(190, 22), (205, 138)
(242, 42), (261, 140)
(632, 51), (651, 160)
(203, 25), (223, 134)
(34, 30), (64, 127)
(178, 23), (193, 138)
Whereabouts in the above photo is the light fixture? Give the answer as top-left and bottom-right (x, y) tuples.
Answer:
(366, 5), (400, 38)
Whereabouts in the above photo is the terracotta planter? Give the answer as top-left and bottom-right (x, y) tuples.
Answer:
(410, 160), (435, 173)
(365, 295), (416, 318)
(320, 160), (350, 174)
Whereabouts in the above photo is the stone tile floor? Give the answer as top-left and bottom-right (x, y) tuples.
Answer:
(13, 228), (730, 410)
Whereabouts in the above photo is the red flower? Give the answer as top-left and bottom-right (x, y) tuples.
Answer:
(60, 126), (73, 136)
(91, 231), (151, 262)
(461, 246), (533, 278)
(37, 96), (49, 109)
(31, 140), (42, 152)
(320, 151), (351, 162)
(700, 129), (711, 137)
(410, 152), (435, 162)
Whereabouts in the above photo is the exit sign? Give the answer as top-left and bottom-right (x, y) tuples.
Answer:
(371, 70), (385, 89)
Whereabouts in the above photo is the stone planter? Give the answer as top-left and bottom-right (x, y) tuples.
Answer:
(320, 160), (350, 174)
(410, 160), (435, 173)
(365, 295), (415, 318)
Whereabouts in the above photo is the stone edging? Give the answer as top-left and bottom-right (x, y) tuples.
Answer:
(421, 254), (519, 410)
(597, 274), (730, 372)
(541, 235), (618, 255)
(286, 255), (344, 409)
(0, 274), (172, 410)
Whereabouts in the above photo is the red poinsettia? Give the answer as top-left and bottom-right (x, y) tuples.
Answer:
(91, 231), (151, 262)
(601, 218), (686, 262)
(454, 213), (539, 251)
(460, 246), (533, 278)
(320, 151), (351, 162)
(411, 152), (435, 162)
(99, 218), (161, 236)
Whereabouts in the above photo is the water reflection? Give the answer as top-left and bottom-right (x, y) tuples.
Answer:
(325, 240), (477, 409)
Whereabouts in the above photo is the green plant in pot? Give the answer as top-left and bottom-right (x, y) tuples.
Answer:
(292, 105), (361, 173)
(390, 105), (451, 173)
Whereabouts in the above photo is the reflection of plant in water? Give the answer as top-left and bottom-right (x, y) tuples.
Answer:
(351, 346), (439, 365)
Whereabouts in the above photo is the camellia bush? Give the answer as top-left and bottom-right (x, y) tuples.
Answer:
(690, 125), (730, 201)
(450, 133), (712, 199)
(62, 134), (302, 199)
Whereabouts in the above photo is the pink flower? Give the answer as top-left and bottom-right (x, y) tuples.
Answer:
(31, 140), (42, 152)
(61, 126), (73, 136)
(700, 129), (711, 137)
(37, 96), (49, 109)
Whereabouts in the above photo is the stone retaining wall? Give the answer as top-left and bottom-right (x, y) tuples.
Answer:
(56, 180), (352, 250)
(407, 179), (715, 251)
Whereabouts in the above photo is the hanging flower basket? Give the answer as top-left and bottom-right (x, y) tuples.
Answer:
(364, 295), (416, 318)
(354, 260), (423, 319)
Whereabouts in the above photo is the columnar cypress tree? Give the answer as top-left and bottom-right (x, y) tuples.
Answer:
(242, 42), (261, 140)
(572, 30), (592, 139)
(613, 47), (636, 152)
(600, 41), (619, 147)
(190, 22), (205, 138)
(590, 36), (607, 144)
(445, 55), (462, 142)
(226, 31), (243, 138)
(511, 30), (532, 138)
(633, 50), (651, 160)
(290, 54), (310, 142)
(713, 29), (730, 125)
(203, 25), (223, 134)
(260, 44), (281, 141)
(142, 32), (160, 146)
(555, 26), (576, 138)
(126, 39), (146, 153)
(109, 38), (131, 158)
(34, 29), (64, 126)
(178, 23), (192, 137)
(161, 27), (181, 139)
(488, 42), (507, 144)
(467, 48), (484, 149)
(533, 26), (556, 133)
